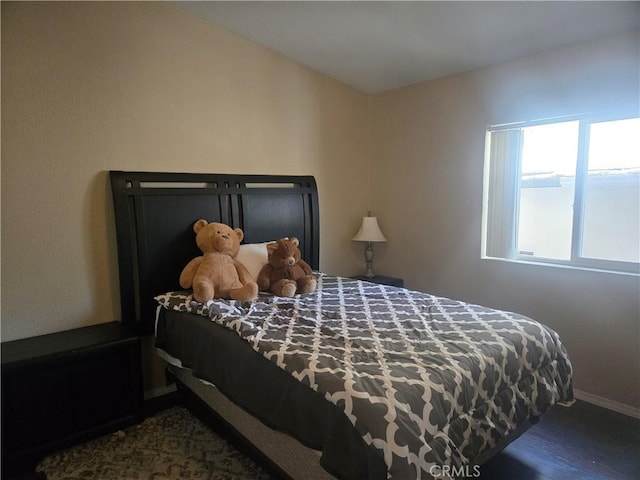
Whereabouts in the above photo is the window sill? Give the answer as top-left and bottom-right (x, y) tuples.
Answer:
(481, 255), (639, 277)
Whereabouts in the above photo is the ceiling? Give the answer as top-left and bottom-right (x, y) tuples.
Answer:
(175, 1), (640, 94)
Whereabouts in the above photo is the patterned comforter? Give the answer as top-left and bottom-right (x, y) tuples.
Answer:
(156, 274), (573, 480)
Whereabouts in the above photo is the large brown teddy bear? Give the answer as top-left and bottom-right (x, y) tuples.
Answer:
(257, 238), (317, 297)
(179, 220), (258, 303)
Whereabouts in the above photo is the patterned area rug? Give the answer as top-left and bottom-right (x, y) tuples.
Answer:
(36, 407), (275, 480)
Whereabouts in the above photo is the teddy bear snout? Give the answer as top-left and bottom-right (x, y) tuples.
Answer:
(287, 257), (295, 266)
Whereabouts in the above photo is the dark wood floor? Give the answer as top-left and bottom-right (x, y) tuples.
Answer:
(479, 400), (639, 480)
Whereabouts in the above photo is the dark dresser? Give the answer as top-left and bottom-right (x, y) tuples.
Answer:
(351, 274), (404, 288)
(1, 322), (143, 475)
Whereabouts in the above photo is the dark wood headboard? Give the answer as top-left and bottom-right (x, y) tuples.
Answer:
(110, 171), (319, 334)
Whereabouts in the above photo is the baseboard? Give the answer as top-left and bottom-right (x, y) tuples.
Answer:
(573, 389), (640, 419)
(143, 384), (183, 417)
(144, 384), (177, 401)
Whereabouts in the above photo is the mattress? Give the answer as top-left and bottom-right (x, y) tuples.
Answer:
(155, 274), (573, 480)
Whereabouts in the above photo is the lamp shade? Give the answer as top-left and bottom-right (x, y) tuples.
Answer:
(352, 216), (386, 242)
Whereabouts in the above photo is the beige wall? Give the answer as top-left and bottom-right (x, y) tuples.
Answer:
(371, 30), (640, 408)
(2, 2), (638, 410)
(1, 1), (369, 389)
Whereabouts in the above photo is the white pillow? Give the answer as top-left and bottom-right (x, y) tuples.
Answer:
(236, 242), (270, 282)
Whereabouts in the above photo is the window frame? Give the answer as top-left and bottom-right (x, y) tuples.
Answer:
(483, 109), (640, 275)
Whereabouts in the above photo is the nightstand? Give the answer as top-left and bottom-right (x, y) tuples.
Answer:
(1, 322), (143, 475)
(351, 274), (404, 288)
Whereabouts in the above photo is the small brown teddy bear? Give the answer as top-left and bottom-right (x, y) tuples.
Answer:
(257, 238), (317, 297)
(179, 220), (258, 303)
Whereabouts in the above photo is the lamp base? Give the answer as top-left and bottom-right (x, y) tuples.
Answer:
(363, 242), (375, 278)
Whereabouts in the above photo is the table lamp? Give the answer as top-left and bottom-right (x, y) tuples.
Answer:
(352, 213), (386, 277)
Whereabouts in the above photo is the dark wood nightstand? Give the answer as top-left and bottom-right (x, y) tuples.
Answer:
(351, 274), (404, 288)
(1, 322), (143, 475)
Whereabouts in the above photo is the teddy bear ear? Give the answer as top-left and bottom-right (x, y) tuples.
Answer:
(233, 228), (244, 242)
(266, 242), (278, 254)
(290, 237), (299, 247)
(193, 219), (209, 234)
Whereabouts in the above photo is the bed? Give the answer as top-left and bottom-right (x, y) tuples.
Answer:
(110, 170), (574, 480)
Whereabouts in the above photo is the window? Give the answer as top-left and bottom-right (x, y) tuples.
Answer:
(482, 111), (639, 274)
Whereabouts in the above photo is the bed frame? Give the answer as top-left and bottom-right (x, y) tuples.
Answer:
(110, 171), (342, 478)
(110, 171), (319, 334)
(109, 170), (535, 479)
